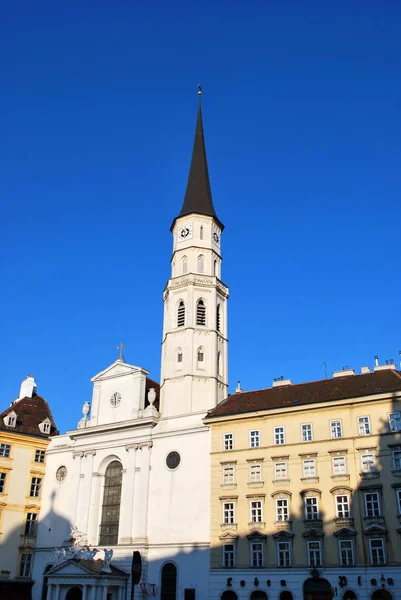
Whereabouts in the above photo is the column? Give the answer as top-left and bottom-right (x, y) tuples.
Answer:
(76, 450), (96, 537)
(117, 587), (123, 600)
(87, 472), (103, 545)
(132, 442), (152, 541)
(118, 444), (137, 543)
(102, 586), (108, 600)
(54, 585), (61, 600)
(82, 585), (88, 600)
(46, 584), (54, 600)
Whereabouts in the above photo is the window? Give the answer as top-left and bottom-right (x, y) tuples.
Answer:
(277, 541), (291, 567)
(392, 449), (401, 470)
(361, 453), (376, 473)
(223, 502), (235, 524)
(302, 424), (313, 442)
(197, 347), (204, 363)
(358, 416), (371, 435)
(223, 466), (234, 485)
(307, 541), (322, 567)
(19, 553), (32, 577)
(34, 449), (45, 463)
(196, 299), (206, 325)
(339, 540), (354, 566)
(161, 563), (177, 600)
(217, 351), (222, 376)
(249, 463), (262, 482)
(274, 462), (287, 480)
(365, 492), (381, 517)
(25, 513), (38, 536)
(223, 543), (235, 567)
(41, 422), (51, 434)
(177, 348), (183, 363)
(389, 412), (401, 432)
(396, 489), (401, 513)
(224, 433), (234, 451)
(276, 498), (289, 521)
(99, 461), (123, 546)
(369, 538), (386, 565)
(330, 420), (342, 439)
(335, 494), (350, 518)
(305, 497), (319, 520)
(197, 255), (204, 273)
(0, 444), (11, 458)
(250, 542), (264, 567)
(216, 305), (221, 331)
(249, 430), (260, 448)
(30, 477), (41, 498)
(177, 301), (185, 327)
(6, 414), (16, 427)
(250, 500), (263, 523)
(332, 456), (347, 475)
(303, 459), (316, 478)
(0, 473), (6, 494)
(274, 427), (285, 445)
(182, 256), (187, 274)
(200, 225), (204, 240)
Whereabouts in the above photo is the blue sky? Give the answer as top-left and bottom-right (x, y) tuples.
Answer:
(1, 1), (400, 433)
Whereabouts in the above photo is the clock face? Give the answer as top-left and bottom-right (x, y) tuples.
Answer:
(213, 231), (220, 244)
(178, 225), (192, 241)
(56, 466), (67, 482)
(110, 392), (122, 407)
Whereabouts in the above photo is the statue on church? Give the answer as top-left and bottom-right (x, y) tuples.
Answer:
(53, 547), (67, 566)
(69, 525), (86, 547)
(102, 548), (113, 573)
(79, 546), (98, 560)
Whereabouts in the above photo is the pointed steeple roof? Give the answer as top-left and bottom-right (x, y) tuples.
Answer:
(172, 96), (223, 230)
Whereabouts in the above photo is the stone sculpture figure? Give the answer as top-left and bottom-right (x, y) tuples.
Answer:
(102, 548), (113, 573)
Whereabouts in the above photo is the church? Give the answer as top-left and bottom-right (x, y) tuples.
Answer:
(31, 95), (228, 600)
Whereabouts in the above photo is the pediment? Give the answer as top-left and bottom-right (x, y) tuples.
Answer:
(48, 560), (89, 576)
(219, 531), (238, 541)
(91, 361), (149, 382)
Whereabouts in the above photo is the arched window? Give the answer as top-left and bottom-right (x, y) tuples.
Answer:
(251, 592), (268, 600)
(214, 260), (218, 276)
(66, 589), (83, 600)
(221, 592), (238, 600)
(197, 254), (204, 273)
(177, 302), (185, 327)
(161, 562), (177, 600)
(182, 256), (187, 274)
(280, 593), (294, 600)
(216, 305), (221, 331)
(177, 348), (183, 363)
(197, 347), (204, 363)
(200, 225), (204, 240)
(217, 351), (222, 376)
(196, 299), (206, 325)
(99, 460), (122, 546)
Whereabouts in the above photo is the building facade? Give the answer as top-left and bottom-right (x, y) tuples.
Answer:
(205, 364), (401, 600)
(0, 376), (58, 599)
(31, 98), (229, 600)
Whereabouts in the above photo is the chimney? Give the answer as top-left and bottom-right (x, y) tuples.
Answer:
(333, 367), (355, 378)
(374, 358), (396, 372)
(272, 376), (292, 387)
(235, 381), (243, 393)
(361, 366), (371, 374)
(374, 356), (379, 367)
(19, 375), (37, 400)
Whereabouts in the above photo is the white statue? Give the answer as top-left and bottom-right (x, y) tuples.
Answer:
(79, 545), (98, 560)
(69, 525), (86, 547)
(102, 548), (113, 573)
(53, 547), (66, 566)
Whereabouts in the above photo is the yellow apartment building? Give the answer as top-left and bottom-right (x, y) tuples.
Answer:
(204, 361), (401, 600)
(0, 376), (57, 600)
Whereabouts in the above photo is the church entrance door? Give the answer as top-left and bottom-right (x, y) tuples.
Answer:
(303, 578), (332, 600)
(66, 587), (83, 600)
(371, 591), (392, 600)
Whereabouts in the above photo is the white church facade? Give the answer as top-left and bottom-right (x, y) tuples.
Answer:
(31, 97), (228, 600)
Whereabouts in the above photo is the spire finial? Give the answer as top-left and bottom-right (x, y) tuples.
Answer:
(117, 342), (126, 362)
(197, 84), (202, 105)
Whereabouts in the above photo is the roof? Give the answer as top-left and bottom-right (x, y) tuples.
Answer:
(205, 370), (401, 420)
(0, 393), (58, 438)
(171, 102), (223, 231)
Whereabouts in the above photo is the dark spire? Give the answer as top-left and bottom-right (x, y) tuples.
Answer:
(172, 89), (223, 230)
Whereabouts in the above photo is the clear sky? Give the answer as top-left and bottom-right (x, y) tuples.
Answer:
(2, 1), (400, 434)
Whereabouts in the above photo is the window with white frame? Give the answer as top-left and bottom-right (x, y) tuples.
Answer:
(332, 456), (347, 475)
(223, 502), (235, 524)
(277, 541), (291, 567)
(307, 541), (322, 566)
(177, 301), (185, 327)
(302, 423), (313, 442)
(389, 412), (401, 432)
(222, 465), (235, 485)
(41, 421), (51, 434)
(335, 494), (350, 518)
(249, 430), (260, 448)
(0, 473), (6, 494)
(0, 444), (11, 458)
(250, 541), (264, 567)
(360, 453), (376, 473)
(30, 477), (42, 498)
(339, 539), (354, 566)
(224, 433), (234, 451)
(303, 459), (316, 478)
(358, 416), (371, 435)
(249, 463), (262, 482)
(177, 348), (183, 363)
(34, 449), (45, 463)
(364, 491), (381, 517)
(196, 299), (206, 325)
(197, 255), (205, 274)
(274, 427), (285, 445)
(396, 489), (401, 513)
(330, 420), (342, 439)
(274, 461), (288, 480)
(250, 500), (263, 523)
(6, 414), (16, 427)
(276, 498), (289, 521)
(19, 552), (32, 577)
(24, 512), (38, 536)
(392, 449), (401, 470)
(369, 538), (386, 565)
(305, 497), (319, 520)
(223, 543), (235, 567)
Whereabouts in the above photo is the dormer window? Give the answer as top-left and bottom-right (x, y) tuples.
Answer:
(3, 411), (17, 428)
(38, 418), (51, 435)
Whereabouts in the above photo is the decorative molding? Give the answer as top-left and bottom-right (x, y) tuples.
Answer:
(72, 451), (84, 459)
(83, 450), (96, 458)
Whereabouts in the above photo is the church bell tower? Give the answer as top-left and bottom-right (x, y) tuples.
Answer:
(160, 94), (229, 418)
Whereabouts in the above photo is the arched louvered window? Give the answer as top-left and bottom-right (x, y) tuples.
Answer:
(197, 347), (204, 364)
(197, 255), (204, 273)
(177, 348), (183, 363)
(218, 351), (222, 376)
(177, 302), (185, 327)
(161, 562), (177, 600)
(200, 225), (204, 240)
(196, 299), (206, 326)
(214, 260), (217, 276)
(182, 256), (187, 274)
(216, 305), (221, 331)
(99, 460), (122, 546)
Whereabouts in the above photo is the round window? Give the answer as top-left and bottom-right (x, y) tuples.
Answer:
(166, 451), (181, 470)
(56, 466), (67, 482)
